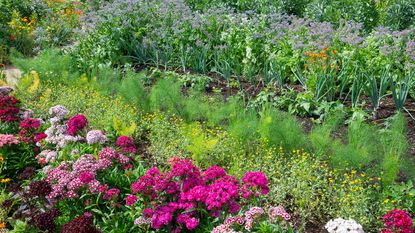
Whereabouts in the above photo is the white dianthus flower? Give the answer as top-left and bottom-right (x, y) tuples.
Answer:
(86, 130), (107, 145)
(325, 218), (364, 233)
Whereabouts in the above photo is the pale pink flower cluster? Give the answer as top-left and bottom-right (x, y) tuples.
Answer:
(36, 150), (58, 165)
(212, 206), (291, 233)
(0, 134), (19, 147)
(45, 105), (82, 148)
(244, 207), (265, 231)
(86, 130), (107, 145)
(268, 206), (291, 221)
(46, 154), (103, 199)
(134, 216), (151, 226)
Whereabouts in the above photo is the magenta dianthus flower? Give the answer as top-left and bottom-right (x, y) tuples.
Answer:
(125, 194), (138, 206)
(67, 114), (88, 136)
(241, 172), (269, 199)
(103, 188), (120, 200)
(116, 136), (136, 153)
(79, 171), (95, 184)
(382, 209), (414, 233)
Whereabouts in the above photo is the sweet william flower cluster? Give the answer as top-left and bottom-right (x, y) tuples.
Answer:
(212, 206), (292, 233)
(46, 147), (132, 199)
(381, 209), (414, 233)
(325, 218), (365, 233)
(130, 158), (269, 232)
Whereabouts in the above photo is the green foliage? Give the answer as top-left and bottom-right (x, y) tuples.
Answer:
(10, 49), (78, 83)
(381, 181), (415, 214)
(258, 107), (307, 151)
(117, 70), (149, 111)
(331, 116), (380, 170)
(309, 110), (345, 156)
(384, 0), (415, 30)
(149, 78), (184, 116)
(380, 113), (408, 184)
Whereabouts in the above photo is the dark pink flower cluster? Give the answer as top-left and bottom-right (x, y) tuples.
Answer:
(125, 194), (138, 206)
(129, 159), (269, 232)
(103, 188), (120, 200)
(241, 172), (270, 199)
(61, 212), (101, 233)
(381, 209), (414, 233)
(35, 132), (47, 143)
(0, 95), (21, 123)
(67, 114), (88, 136)
(19, 118), (42, 143)
(115, 136), (136, 153)
(98, 147), (132, 170)
(20, 118), (41, 129)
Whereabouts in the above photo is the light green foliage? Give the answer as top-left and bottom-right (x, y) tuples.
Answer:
(9, 220), (29, 233)
(381, 181), (415, 214)
(149, 78), (185, 117)
(331, 116), (380, 170)
(309, 110), (345, 157)
(117, 70), (150, 112)
(258, 107), (307, 151)
(11, 49), (78, 83)
(380, 113), (408, 184)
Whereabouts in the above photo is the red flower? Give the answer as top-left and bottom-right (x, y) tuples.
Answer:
(115, 136), (136, 153)
(0, 96), (21, 123)
(382, 209), (414, 233)
(67, 114), (88, 136)
(35, 133), (47, 143)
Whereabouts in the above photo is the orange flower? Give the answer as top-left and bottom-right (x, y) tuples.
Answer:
(0, 178), (10, 183)
(0, 222), (5, 229)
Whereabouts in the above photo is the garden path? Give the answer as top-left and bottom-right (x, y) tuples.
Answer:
(1, 65), (22, 86)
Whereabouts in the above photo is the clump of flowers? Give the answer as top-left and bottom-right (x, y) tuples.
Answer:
(0, 95), (21, 123)
(325, 218), (365, 233)
(268, 206), (291, 222)
(86, 130), (107, 145)
(35, 150), (57, 165)
(46, 147), (130, 199)
(49, 105), (68, 120)
(103, 188), (120, 200)
(130, 158), (269, 232)
(0, 134), (19, 147)
(115, 136), (136, 153)
(18, 118), (43, 143)
(381, 209), (414, 233)
(28, 180), (52, 197)
(211, 206), (292, 233)
(44, 105), (82, 148)
(240, 172), (269, 199)
(30, 208), (60, 232)
(61, 212), (101, 233)
(67, 114), (88, 136)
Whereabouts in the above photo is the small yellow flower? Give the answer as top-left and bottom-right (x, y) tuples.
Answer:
(384, 199), (390, 204)
(0, 156), (3, 162)
(0, 178), (10, 183)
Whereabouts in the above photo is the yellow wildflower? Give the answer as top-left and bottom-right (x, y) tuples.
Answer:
(0, 178), (10, 183)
